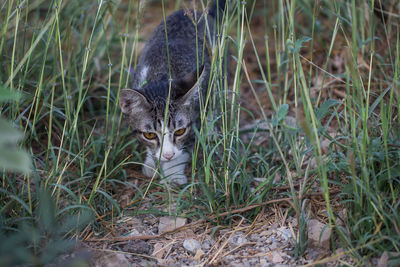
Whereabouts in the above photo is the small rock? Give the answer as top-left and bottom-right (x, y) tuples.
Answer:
(270, 222), (279, 230)
(253, 177), (267, 183)
(377, 251), (388, 267)
(337, 208), (347, 226)
(172, 228), (196, 239)
(231, 260), (246, 267)
(229, 232), (248, 247)
(152, 242), (165, 260)
(306, 248), (321, 260)
(92, 252), (130, 267)
(277, 227), (292, 241)
(46, 247), (92, 266)
(249, 234), (259, 241)
(269, 241), (278, 250)
(335, 247), (345, 255)
(273, 173), (281, 184)
(307, 219), (331, 249)
(183, 238), (201, 254)
(193, 249), (205, 260)
(271, 251), (284, 263)
(202, 238), (213, 250)
(289, 217), (298, 228)
(266, 235), (275, 244)
(260, 230), (272, 237)
(122, 240), (151, 254)
(285, 116), (297, 128)
(127, 229), (140, 236)
(320, 137), (331, 154)
(309, 157), (317, 169)
(158, 216), (186, 234)
(260, 258), (268, 266)
(225, 255), (234, 260)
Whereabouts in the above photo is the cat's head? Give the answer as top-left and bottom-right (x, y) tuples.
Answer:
(119, 67), (205, 162)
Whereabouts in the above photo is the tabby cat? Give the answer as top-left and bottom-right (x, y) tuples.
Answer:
(119, 0), (226, 184)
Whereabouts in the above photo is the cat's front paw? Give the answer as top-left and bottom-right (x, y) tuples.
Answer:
(143, 155), (157, 178)
(169, 175), (188, 185)
(142, 164), (157, 178)
(158, 174), (187, 185)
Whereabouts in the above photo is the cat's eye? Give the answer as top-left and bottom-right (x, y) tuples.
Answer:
(143, 132), (157, 140)
(174, 128), (186, 136)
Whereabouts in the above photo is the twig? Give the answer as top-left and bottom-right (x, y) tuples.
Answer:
(206, 218), (245, 265)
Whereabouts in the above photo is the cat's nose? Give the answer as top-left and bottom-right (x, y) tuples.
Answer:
(163, 152), (175, 161)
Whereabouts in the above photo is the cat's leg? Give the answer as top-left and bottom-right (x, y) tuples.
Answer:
(143, 150), (157, 178)
(161, 152), (189, 185)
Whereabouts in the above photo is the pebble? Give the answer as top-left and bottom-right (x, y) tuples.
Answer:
(183, 238), (201, 254)
(277, 227), (292, 241)
(271, 251), (284, 263)
(152, 242), (165, 260)
(229, 232), (248, 247)
(269, 241), (278, 250)
(158, 216), (186, 234)
(307, 219), (331, 248)
(250, 233), (259, 241)
(260, 258), (268, 266)
(122, 240), (151, 254)
(266, 236), (275, 244)
(91, 252), (130, 267)
(193, 249), (205, 260)
(260, 230), (272, 237)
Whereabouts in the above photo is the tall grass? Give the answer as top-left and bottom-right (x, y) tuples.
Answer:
(0, 0), (399, 265)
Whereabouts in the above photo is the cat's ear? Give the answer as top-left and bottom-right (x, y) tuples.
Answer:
(176, 65), (206, 106)
(119, 89), (151, 115)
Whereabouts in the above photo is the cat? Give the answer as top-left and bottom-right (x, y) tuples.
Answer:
(119, 0), (227, 185)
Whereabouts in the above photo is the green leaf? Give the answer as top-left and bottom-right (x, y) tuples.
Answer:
(0, 117), (23, 145)
(315, 99), (340, 121)
(0, 85), (22, 102)
(271, 104), (288, 126)
(38, 190), (56, 233)
(286, 36), (311, 53)
(0, 118), (31, 174)
(0, 148), (31, 174)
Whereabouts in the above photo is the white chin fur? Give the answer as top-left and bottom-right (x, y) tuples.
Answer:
(143, 149), (189, 185)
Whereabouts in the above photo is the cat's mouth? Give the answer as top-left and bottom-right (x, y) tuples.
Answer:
(160, 155), (179, 162)
(157, 150), (182, 162)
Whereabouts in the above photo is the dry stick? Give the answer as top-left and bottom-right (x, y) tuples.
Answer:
(83, 197), (141, 240)
(245, 207), (264, 236)
(82, 195), (117, 237)
(205, 218), (246, 265)
(86, 197), (292, 242)
(93, 198), (140, 222)
(219, 242), (258, 260)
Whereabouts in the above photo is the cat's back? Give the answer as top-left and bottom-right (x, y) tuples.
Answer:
(131, 8), (212, 87)
(147, 9), (207, 45)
